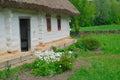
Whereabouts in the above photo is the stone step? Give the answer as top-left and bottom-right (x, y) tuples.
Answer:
(0, 53), (35, 69)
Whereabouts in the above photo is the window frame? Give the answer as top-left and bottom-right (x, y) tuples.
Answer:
(46, 14), (51, 32)
(57, 16), (61, 31)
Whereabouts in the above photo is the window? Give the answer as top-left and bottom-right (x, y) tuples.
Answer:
(57, 16), (61, 31)
(46, 15), (51, 32)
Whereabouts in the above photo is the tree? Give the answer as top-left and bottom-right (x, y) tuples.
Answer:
(70, 0), (120, 27)
(94, 0), (112, 25)
(70, 0), (95, 27)
(79, 0), (95, 26)
(111, 0), (120, 24)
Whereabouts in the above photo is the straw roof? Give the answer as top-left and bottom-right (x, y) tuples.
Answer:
(0, 0), (79, 15)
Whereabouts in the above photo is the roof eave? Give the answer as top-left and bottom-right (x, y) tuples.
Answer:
(0, 0), (79, 16)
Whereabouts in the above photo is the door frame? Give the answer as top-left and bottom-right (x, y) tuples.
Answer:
(19, 17), (31, 51)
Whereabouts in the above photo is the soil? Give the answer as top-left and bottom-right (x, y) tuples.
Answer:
(18, 60), (89, 80)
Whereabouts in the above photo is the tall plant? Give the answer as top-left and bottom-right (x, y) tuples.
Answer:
(111, 0), (120, 24)
(94, 0), (112, 25)
(70, 0), (95, 27)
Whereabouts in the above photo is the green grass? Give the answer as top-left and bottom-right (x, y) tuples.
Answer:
(0, 63), (30, 79)
(67, 55), (120, 80)
(79, 25), (120, 31)
(79, 34), (120, 54)
(67, 33), (120, 80)
(0, 66), (20, 79)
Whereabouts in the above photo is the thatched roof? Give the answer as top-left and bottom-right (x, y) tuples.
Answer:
(0, 0), (79, 15)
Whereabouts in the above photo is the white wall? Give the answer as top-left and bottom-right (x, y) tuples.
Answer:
(41, 14), (70, 43)
(11, 11), (41, 51)
(0, 8), (70, 53)
(0, 12), (7, 54)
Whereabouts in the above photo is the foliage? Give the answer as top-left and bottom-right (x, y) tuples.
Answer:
(0, 71), (2, 79)
(70, 0), (95, 27)
(30, 51), (73, 76)
(75, 40), (87, 51)
(72, 52), (79, 58)
(51, 46), (57, 52)
(0, 64), (19, 80)
(31, 59), (61, 76)
(74, 38), (100, 51)
(79, 0), (95, 26)
(74, 17), (80, 35)
(94, 0), (112, 25)
(111, 0), (120, 24)
(5, 64), (11, 80)
(81, 38), (101, 50)
(67, 44), (76, 51)
(51, 46), (65, 52)
(59, 52), (73, 71)
(79, 34), (120, 54)
(70, 0), (120, 27)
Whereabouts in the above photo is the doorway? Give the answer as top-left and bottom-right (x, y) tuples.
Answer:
(19, 18), (31, 51)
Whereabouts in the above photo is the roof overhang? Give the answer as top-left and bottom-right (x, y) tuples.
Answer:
(0, 0), (79, 16)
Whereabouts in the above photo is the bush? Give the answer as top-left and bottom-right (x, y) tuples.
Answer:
(67, 44), (76, 51)
(59, 52), (73, 71)
(31, 59), (61, 76)
(75, 40), (87, 51)
(5, 64), (11, 79)
(73, 52), (79, 58)
(0, 71), (2, 79)
(0, 64), (19, 80)
(51, 46), (57, 52)
(51, 46), (65, 52)
(81, 38), (101, 50)
(31, 51), (73, 76)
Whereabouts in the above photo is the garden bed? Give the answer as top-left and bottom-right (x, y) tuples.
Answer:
(18, 60), (89, 80)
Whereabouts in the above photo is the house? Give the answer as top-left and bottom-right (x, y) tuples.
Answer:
(0, 0), (79, 54)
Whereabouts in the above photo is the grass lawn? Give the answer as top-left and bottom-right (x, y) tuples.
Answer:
(67, 54), (120, 80)
(79, 25), (120, 31)
(79, 34), (120, 54)
(67, 33), (120, 80)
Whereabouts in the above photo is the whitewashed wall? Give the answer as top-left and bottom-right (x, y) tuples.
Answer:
(0, 8), (70, 53)
(0, 12), (7, 54)
(41, 14), (70, 43)
(11, 11), (41, 51)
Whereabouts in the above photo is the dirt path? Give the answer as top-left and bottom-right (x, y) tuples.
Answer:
(18, 60), (89, 80)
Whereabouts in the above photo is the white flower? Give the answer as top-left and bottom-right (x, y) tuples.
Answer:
(68, 51), (73, 54)
(34, 50), (63, 63)
(59, 65), (62, 68)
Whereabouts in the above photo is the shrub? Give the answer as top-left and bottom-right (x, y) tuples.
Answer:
(67, 44), (76, 51)
(21, 63), (32, 69)
(56, 49), (65, 52)
(51, 46), (57, 52)
(31, 57), (72, 76)
(0, 64), (19, 80)
(81, 38), (101, 50)
(75, 40), (87, 51)
(31, 50), (73, 76)
(31, 59), (59, 76)
(5, 64), (11, 79)
(59, 52), (73, 71)
(0, 71), (2, 79)
(73, 52), (79, 58)
(51, 46), (65, 52)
